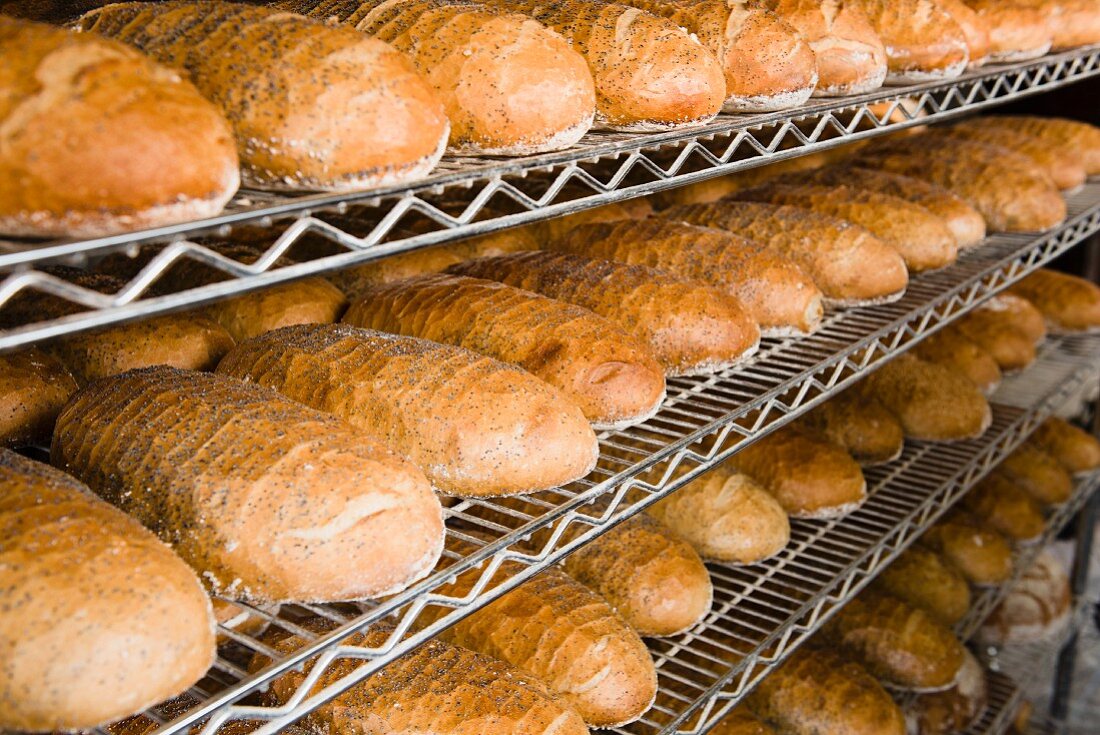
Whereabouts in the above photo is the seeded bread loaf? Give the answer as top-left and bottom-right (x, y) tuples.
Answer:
(912, 328), (1002, 395)
(945, 122), (1086, 190)
(921, 513), (1013, 586)
(996, 443), (1073, 505)
(962, 0), (1052, 61)
(961, 471), (1045, 543)
(953, 297), (1045, 372)
(1029, 416), (1100, 475)
(872, 544), (971, 626)
(1008, 269), (1100, 333)
(978, 116), (1100, 174)
(846, 0), (969, 82)
(0, 348), (78, 447)
(799, 387), (905, 466)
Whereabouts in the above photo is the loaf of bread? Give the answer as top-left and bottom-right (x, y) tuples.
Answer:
(862, 353), (992, 442)
(342, 273), (666, 428)
(77, 1), (449, 190)
(953, 298), (1043, 372)
(1029, 416), (1100, 475)
(799, 388), (905, 466)
(1019, 0), (1100, 49)
(976, 550), (1071, 645)
(663, 201), (909, 306)
(562, 514), (712, 636)
(615, 0), (818, 112)
(753, 0), (886, 95)
(447, 251), (761, 376)
(821, 588), (966, 691)
(52, 366), (444, 602)
(962, 0), (1052, 61)
(549, 218), (824, 336)
(907, 648), (989, 735)
(937, 0), (993, 66)
(329, 247), (468, 299)
(647, 464), (790, 564)
(982, 293), (1048, 344)
(218, 324), (597, 496)
(729, 183), (958, 272)
(945, 121), (1086, 190)
(852, 135), (1067, 232)
(872, 544), (971, 625)
(277, 0), (595, 154)
(996, 443), (1073, 505)
(745, 647), (906, 735)
(0, 450), (215, 731)
(532, 197), (654, 243)
(921, 514), (1012, 586)
(0, 16), (238, 237)
(977, 115), (1100, 175)
(961, 471), (1045, 543)
(845, 0), (969, 82)
(653, 153), (835, 208)
(1008, 269), (1100, 333)
(912, 328), (1002, 395)
(0, 348), (78, 447)
(253, 618), (589, 735)
(711, 708), (777, 735)
(732, 424), (867, 518)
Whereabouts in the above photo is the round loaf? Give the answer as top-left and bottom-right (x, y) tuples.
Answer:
(921, 514), (1012, 586)
(978, 116), (1100, 175)
(937, 0), (993, 66)
(1019, 0), (1100, 49)
(907, 648), (989, 735)
(800, 388), (905, 466)
(0, 15), (238, 237)
(1008, 269), (1100, 333)
(872, 544), (971, 626)
(963, 0), (1052, 61)
(996, 443), (1073, 505)
(976, 549), (1071, 645)
(711, 707), (777, 735)
(0, 348), (78, 447)
(1029, 416), (1100, 475)
(913, 328), (1002, 395)
(954, 297), (1044, 372)
(0, 449), (215, 731)
(848, 0), (970, 82)
(946, 122), (1085, 191)
(962, 471), (1045, 543)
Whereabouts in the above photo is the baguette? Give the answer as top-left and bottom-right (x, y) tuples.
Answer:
(912, 327), (1002, 395)
(728, 183), (958, 272)
(549, 218), (824, 336)
(798, 388), (905, 466)
(218, 324), (597, 497)
(907, 648), (989, 735)
(1018, 0), (1100, 49)
(1008, 269), (1100, 333)
(977, 115), (1100, 175)
(961, 0), (1052, 61)
(77, 1), (449, 190)
(861, 353), (992, 442)
(937, 0), (993, 66)
(277, 0), (596, 154)
(921, 513), (1012, 586)
(961, 471), (1045, 543)
(0, 16), (238, 237)
(953, 299), (1042, 372)
(871, 544), (971, 626)
(446, 251), (761, 376)
(341, 273), (666, 428)
(1029, 416), (1100, 475)
(942, 123), (1086, 191)
(745, 647), (907, 735)
(846, 0), (969, 82)
(996, 443), (1073, 505)
(821, 588), (966, 691)
(731, 424), (867, 519)
(663, 201), (909, 306)
(252, 619), (589, 735)
(976, 550), (1071, 645)
(51, 366), (444, 602)
(711, 708), (777, 735)
(0, 450), (215, 732)
(0, 348), (78, 447)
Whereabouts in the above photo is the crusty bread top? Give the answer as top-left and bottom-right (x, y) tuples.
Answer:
(1008, 268), (1100, 333)
(0, 348), (78, 448)
(848, 0), (969, 77)
(1030, 416), (1100, 475)
(978, 115), (1100, 175)
(872, 543), (971, 626)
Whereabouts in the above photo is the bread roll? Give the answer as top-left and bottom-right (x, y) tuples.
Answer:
(1029, 416), (1100, 475)
(907, 648), (989, 735)
(732, 424), (867, 519)
(0, 16), (238, 237)
(996, 443), (1073, 505)
(646, 464), (790, 564)
(976, 550), (1071, 645)
(745, 647), (906, 735)
(1008, 269), (1100, 333)
(961, 471), (1045, 542)
(0, 450), (215, 731)
(549, 218), (824, 336)
(962, 0), (1052, 61)
(978, 115), (1100, 175)
(799, 388), (905, 466)
(853, 135), (1067, 232)
(953, 299), (1041, 372)
(752, 0), (887, 95)
(663, 201), (909, 306)
(278, 0), (595, 154)
(821, 588), (966, 691)
(1019, 0), (1100, 49)
(447, 251), (761, 376)
(342, 273), (666, 428)
(872, 544), (971, 626)
(711, 708), (777, 735)
(252, 618), (589, 735)
(729, 183), (958, 272)
(0, 348), (78, 447)
(77, 1), (449, 190)
(912, 328), (1002, 395)
(51, 366), (444, 602)
(846, 0), (969, 82)
(862, 353), (992, 442)
(945, 122), (1085, 191)
(616, 0), (818, 111)
(937, 0), (993, 66)
(218, 324), (597, 496)
(921, 514), (1012, 586)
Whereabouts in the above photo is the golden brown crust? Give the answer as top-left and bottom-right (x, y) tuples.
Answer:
(51, 366), (444, 602)
(329, 246), (468, 299)
(946, 122), (1086, 190)
(962, 0), (1052, 61)
(872, 544), (971, 626)
(0, 348), (78, 447)
(953, 297), (1044, 372)
(1018, 0), (1100, 49)
(908, 648), (989, 735)
(531, 197), (654, 243)
(550, 218), (824, 336)
(710, 707), (778, 735)
(341, 273), (666, 427)
(77, 1), (449, 190)
(799, 388), (905, 465)
(218, 324), (598, 497)
(978, 115), (1100, 175)
(921, 513), (1012, 586)
(663, 201), (909, 305)
(847, 0), (969, 81)
(447, 251), (761, 375)
(996, 443), (1073, 505)
(962, 471), (1045, 542)
(912, 327), (1002, 395)
(0, 450), (215, 731)
(1008, 269), (1100, 333)
(937, 0), (993, 65)
(1029, 417), (1100, 475)
(977, 550), (1071, 645)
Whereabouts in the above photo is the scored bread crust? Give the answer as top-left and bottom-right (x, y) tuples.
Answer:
(846, 0), (970, 83)
(1008, 269), (1100, 333)
(962, 0), (1052, 61)
(913, 327), (1002, 395)
(0, 450), (215, 732)
(0, 348), (78, 448)
(976, 550), (1071, 646)
(1029, 416), (1100, 475)
(51, 366), (444, 603)
(76, 1), (449, 191)
(937, 0), (993, 66)
(799, 388), (905, 466)
(446, 250), (761, 376)
(943, 122), (1086, 191)
(921, 513), (1012, 586)
(962, 471), (1045, 542)
(996, 443), (1073, 505)
(341, 273), (667, 428)
(978, 115), (1100, 175)
(217, 324), (599, 497)
(872, 544), (972, 626)
(550, 218), (824, 337)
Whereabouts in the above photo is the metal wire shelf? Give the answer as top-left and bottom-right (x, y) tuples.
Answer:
(2, 45), (1099, 349)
